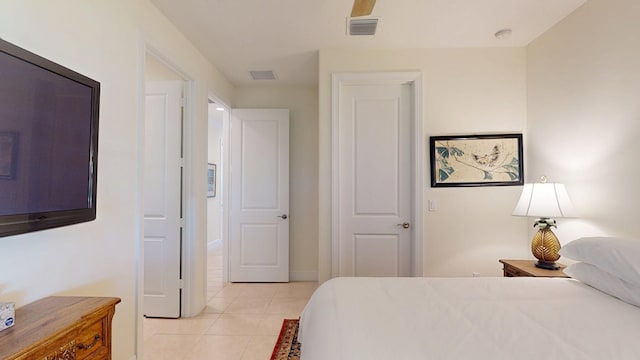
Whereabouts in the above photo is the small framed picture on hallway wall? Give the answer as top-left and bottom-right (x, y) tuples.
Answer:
(207, 163), (216, 197)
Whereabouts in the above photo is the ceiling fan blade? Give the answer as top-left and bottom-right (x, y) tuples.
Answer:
(351, 0), (376, 17)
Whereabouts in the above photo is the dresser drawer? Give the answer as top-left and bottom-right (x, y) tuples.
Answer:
(76, 318), (106, 359)
(12, 331), (77, 360)
(42, 339), (77, 360)
(504, 266), (532, 277)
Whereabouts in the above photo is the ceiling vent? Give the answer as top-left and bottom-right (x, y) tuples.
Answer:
(348, 17), (378, 36)
(249, 70), (277, 80)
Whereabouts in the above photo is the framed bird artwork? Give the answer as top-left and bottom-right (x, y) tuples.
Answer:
(430, 133), (523, 187)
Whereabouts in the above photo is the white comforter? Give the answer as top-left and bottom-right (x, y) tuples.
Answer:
(299, 277), (640, 360)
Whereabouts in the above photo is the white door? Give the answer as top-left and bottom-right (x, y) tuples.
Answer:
(337, 83), (412, 277)
(143, 81), (183, 317)
(229, 109), (289, 282)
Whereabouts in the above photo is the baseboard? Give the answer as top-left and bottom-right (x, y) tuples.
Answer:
(128, 355), (137, 360)
(290, 271), (318, 282)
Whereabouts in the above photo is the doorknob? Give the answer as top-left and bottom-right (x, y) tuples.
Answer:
(277, 214), (288, 220)
(397, 222), (410, 229)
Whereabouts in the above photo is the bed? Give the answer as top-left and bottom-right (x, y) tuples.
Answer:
(299, 237), (640, 360)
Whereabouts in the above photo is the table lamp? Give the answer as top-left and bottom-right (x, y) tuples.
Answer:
(512, 176), (576, 270)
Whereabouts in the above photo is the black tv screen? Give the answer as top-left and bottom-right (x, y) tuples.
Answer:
(0, 38), (100, 237)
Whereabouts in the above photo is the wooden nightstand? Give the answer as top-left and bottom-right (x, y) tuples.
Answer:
(499, 259), (569, 278)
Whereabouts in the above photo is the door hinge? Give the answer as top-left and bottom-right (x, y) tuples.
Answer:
(178, 279), (184, 289)
(180, 98), (186, 107)
(179, 158), (185, 167)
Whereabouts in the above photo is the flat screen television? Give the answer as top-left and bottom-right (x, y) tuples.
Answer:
(0, 38), (100, 237)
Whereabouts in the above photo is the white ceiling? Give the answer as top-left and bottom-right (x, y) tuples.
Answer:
(151, 0), (586, 87)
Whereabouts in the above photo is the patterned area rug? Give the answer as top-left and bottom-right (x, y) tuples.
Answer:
(270, 319), (301, 360)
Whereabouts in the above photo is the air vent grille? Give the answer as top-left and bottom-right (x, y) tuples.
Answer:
(249, 70), (277, 80)
(349, 18), (378, 36)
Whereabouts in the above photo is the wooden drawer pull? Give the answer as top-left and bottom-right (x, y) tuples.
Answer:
(77, 334), (100, 350)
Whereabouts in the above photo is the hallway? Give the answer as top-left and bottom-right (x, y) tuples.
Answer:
(143, 241), (317, 359)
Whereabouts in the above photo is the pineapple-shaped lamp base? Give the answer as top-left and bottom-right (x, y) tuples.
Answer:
(531, 218), (562, 270)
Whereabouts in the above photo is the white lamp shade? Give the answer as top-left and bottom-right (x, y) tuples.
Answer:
(512, 183), (576, 218)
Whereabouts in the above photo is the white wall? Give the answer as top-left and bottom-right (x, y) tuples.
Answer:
(527, 0), (640, 242)
(318, 48), (530, 282)
(233, 86), (319, 280)
(0, 1), (233, 359)
(146, 55), (183, 81)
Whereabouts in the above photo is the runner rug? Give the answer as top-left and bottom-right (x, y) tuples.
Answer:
(270, 319), (301, 360)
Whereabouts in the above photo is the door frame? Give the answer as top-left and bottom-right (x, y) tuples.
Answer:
(207, 93), (231, 284)
(143, 80), (183, 318)
(331, 72), (424, 277)
(139, 47), (195, 315)
(136, 36), (204, 356)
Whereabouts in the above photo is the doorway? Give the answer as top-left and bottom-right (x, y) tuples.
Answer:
(206, 99), (227, 293)
(143, 56), (185, 318)
(137, 43), (216, 357)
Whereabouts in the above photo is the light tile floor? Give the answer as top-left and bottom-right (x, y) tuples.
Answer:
(143, 241), (317, 360)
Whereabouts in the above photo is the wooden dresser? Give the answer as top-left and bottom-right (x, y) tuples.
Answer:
(0, 296), (120, 360)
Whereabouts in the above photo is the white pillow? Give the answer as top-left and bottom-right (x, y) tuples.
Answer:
(559, 237), (640, 287)
(564, 262), (640, 308)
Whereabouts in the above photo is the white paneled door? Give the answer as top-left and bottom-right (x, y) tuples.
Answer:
(337, 82), (413, 277)
(143, 81), (183, 318)
(229, 109), (290, 282)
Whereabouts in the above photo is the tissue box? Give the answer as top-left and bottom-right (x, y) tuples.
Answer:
(0, 302), (15, 332)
